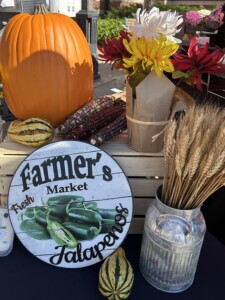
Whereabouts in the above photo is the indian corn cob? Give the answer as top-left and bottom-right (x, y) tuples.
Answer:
(61, 126), (92, 141)
(61, 103), (126, 141)
(58, 95), (117, 134)
(90, 113), (127, 146)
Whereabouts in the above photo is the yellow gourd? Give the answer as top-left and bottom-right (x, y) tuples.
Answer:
(98, 247), (134, 300)
(8, 117), (54, 147)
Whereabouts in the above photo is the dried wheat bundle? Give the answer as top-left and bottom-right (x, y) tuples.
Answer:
(162, 104), (225, 209)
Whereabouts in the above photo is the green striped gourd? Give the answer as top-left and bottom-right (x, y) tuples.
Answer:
(98, 247), (134, 300)
(8, 117), (54, 147)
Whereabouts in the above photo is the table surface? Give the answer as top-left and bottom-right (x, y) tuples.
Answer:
(0, 232), (224, 300)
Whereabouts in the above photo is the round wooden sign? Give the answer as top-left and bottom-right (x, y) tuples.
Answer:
(8, 141), (133, 268)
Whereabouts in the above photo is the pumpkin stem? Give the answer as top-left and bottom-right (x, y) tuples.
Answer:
(34, 4), (50, 14)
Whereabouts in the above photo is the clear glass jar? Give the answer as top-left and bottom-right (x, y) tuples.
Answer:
(139, 186), (206, 293)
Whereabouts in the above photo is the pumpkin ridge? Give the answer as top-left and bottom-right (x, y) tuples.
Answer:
(2, 14), (28, 44)
(68, 19), (88, 60)
(58, 18), (70, 110)
(51, 14), (70, 115)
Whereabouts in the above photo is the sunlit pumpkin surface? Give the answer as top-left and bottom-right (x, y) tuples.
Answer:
(0, 9), (93, 127)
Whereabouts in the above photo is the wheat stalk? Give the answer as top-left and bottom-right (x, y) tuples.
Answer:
(162, 120), (176, 202)
(162, 104), (225, 209)
(175, 131), (190, 178)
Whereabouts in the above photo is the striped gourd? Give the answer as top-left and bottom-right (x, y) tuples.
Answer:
(98, 247), (134, 300)
(8, 118), (54, 147)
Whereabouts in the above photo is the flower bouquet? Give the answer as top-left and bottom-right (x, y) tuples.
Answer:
(98, 7), (183, 153)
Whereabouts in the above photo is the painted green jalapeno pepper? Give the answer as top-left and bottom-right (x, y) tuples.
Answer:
(83, 201), (98, 210)
(34, 210), (62, 226)
(24, 206), (46, 218)
(20, 219), (50, 240)
(46, 213), (77, 248)
(67, 208), (102, 226)
(66, 201), (97, 212)
(101, 218), (117, 233)
(63, 221), (101, 240)
(47, 195), (84, 206)
(47, 196), (85, 217)
(93, 208), (117, 219)
(47, 204), (68, 218)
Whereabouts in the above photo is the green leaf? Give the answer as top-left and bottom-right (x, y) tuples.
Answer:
(127, 67), (150, 89)
(172, 70), (190, 79)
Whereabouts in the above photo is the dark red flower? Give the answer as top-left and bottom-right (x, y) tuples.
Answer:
(171, 37), (225, 91)
(98, 30), (131, 69)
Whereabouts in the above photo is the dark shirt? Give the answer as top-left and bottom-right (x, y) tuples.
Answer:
(215, 4), (225, 48)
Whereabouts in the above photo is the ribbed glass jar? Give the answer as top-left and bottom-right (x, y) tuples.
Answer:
(139, 186), (206, 293)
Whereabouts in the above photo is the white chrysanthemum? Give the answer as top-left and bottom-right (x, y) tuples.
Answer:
(129, 7), (183, 43)
(198, 9), (211, 18)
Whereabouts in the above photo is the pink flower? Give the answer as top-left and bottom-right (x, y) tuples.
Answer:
(185, 11), (201, 26)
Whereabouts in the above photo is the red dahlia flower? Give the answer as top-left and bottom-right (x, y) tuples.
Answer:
(171, 37), (225, 91)
(98, 30), (131, 69)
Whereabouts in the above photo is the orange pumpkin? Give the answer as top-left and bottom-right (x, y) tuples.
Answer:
(0, 4), (93, 127)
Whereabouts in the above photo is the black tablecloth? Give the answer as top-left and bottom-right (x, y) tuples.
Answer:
(0, 232), (225, 300)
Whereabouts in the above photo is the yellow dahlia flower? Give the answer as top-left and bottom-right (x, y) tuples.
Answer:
(123, 35), (179, 78)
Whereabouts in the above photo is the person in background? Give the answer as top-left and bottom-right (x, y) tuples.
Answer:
(210, 4), (225, 50)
